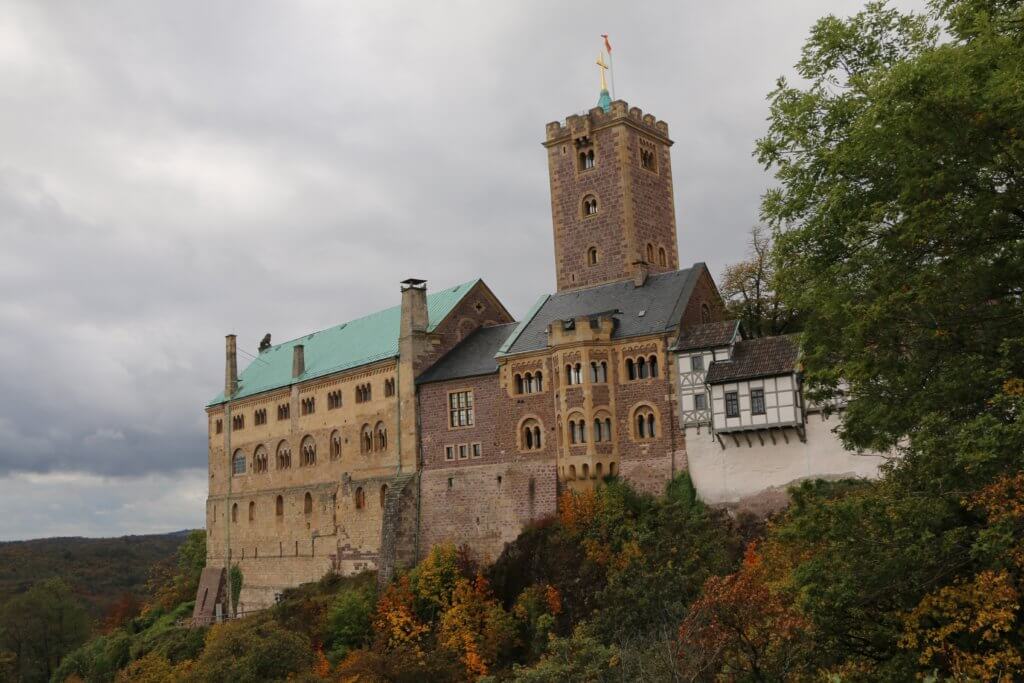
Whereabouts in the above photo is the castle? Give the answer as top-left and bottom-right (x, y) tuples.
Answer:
(198, 86), (885, 616)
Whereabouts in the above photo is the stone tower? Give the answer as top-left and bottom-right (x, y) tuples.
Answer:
(544, 100), (678, 291)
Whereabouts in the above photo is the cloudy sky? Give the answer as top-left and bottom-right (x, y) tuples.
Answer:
(0, 0), (925, 540)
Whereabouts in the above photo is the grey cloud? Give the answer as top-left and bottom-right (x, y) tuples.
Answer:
(0, 0), (926, 536)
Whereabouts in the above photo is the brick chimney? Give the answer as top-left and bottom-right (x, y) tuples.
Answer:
(292, 344), (305, 379)
(632, 261), (649, 288)
(224, 334), (238, 397)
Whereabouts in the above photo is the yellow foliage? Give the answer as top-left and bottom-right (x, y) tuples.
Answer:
(558, 489), (601, 534)
(372, 576), (429, 654)
(900, 570), (1023, 681)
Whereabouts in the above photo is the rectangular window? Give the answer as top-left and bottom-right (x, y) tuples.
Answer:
(458, 444), (468, 460)
(691, 355), (704, 372)
(448, 391), (474, 428)
(445, 446), (454, 461)
(215, 419), (223, 434)
(751, 388), (765, 415)
(694, 393), (707, 411)
(471, 443), (482, 459)
(725, 391), (740, 418)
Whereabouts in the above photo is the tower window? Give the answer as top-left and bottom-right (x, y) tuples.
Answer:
(583, 195), (598, 216)
(640, 139), (659, 172)
(587, 247), (598, 265)
(646, 243), (655, 262)
(578, 149), (595, 171)
(232, 450), (246, 475)
(658, 247), (667, 267)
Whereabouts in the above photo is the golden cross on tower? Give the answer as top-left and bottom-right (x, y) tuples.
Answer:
(596, 52), (609, 92)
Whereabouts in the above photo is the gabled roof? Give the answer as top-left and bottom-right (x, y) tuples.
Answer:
(416, 323), (518, 385)
(705, 335), (800, 384)
(499, 266), (704, 356)
(672, 320), (741, 352)
(209, 279), (481, 405)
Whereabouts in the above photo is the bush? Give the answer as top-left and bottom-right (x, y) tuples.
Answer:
(188, 617), (313, 682)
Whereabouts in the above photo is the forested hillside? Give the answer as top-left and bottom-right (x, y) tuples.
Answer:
(0, 532), (192, 618)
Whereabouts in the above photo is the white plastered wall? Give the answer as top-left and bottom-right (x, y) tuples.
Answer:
(685, 411), (887, 507)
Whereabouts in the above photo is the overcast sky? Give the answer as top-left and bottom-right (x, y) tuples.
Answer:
(0, 0), (925, 541)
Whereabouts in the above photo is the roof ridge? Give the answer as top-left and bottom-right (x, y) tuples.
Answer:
(262, 279), (479, 352)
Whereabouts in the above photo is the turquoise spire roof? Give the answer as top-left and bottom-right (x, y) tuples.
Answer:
(597, 88), (612, 112)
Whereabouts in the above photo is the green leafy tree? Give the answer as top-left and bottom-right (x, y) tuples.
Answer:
(0, 577), (90, 682)
(324, 583), (375, 662)
(757, 0), (1023, 453)
(188, 616), (313, 682)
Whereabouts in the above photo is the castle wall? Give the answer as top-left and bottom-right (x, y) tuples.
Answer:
(685, 412), (887, 514)
(418, 369), (559, 563)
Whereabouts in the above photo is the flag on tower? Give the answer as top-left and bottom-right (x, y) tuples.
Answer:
(601, 34), (612, 53)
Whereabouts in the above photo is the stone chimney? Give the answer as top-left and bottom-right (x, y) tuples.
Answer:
(400, 278), (428, 337)
(224, 334), (238, 397)
(632, 261), (649, 288)
(398, 278), (429, 474)
(292, 344), (305, 379)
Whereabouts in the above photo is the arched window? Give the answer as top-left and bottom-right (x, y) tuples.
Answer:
(634, 407), (658, 440)
(355, 487), (365, 510)
(593, 419), (603, 442)
(276, 495), (284, 517)
(605, 418), (612, 440)
(596, 462), (603, 477)
(646, 243), (655, 262)
(254, 445), (268, 473)
(231, 503), (238, 523)
(637, 356), (648, 379)
(583, 195), (598, 216)
(534, 371), (543, 392)
(649, 355), (659, 378)
(361, 425), (373, 454)
(658, 247), (667, 266)
(276, 440), (291, 470)
(600, 361), (608, 383)
(232, 450), (246, 475)
(521, 418), (543, 451)
(588, 247), (598, 265)
(586, 149), (595, 169)
(626, 358), (636, 380)
(523, 373), (533, 394)
(331, 430), (341, 460)
(380, 484), (388, 509)
(573, 363), (583, 385)
(375, 422), (387, 451)
(609, 461), (618, 477)
(582, 463), (590, 479)
(384, 379), (395, 397)
(304, 492), (313, 516)
(569, 465), (577, 480)
(590, 362), (599, 383)
(248, 501), (255, 522)
(515, 374), (524, 394)
(565, 364), (574, 385)
(701, 303), (712, 324)
(578, 420), (587, 443)
(301, 435), (316, 467)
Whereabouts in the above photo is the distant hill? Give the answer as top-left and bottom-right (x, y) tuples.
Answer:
(0, 530), (194, 619)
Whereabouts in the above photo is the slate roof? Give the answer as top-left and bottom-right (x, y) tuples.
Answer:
(416, 323), (518, 385)
(672, 319), (741, 351)
(704, 335), (800, 384)
(499, 267), (703, 356)
(209, 279), (481, 405)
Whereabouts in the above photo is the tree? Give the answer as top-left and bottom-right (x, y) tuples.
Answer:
(757, 0), (1024, 453)
(719, 225), (800, 337)
(147, 530), (207, 613)
(0, 578), (90, 682)
(189, 616), (313, 682)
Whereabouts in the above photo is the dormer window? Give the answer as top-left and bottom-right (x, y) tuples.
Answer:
(583, 195), (598, 216)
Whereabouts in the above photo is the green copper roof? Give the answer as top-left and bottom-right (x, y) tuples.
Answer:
(209, 279), (480, 406)
(597, 88), (612, 113)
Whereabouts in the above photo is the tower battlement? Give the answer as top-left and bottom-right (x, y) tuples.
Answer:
(544, 100), (670, 146)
